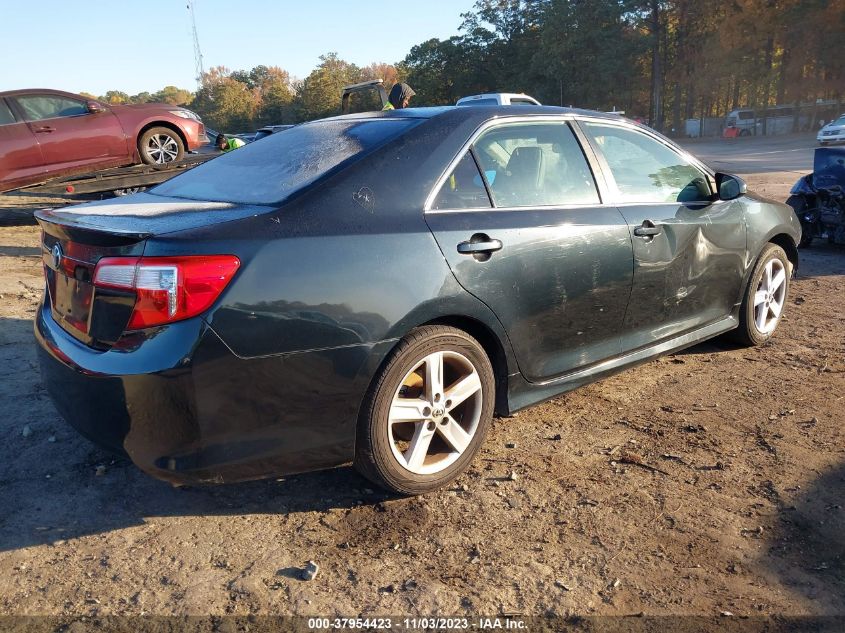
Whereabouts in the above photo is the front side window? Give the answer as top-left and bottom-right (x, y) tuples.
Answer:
(153, 118), (420, 205)
(16, 95), (88, 121)
(0, 100), (15, 125)
(471, 121), (600, 208)
(581, 122), (710, 204)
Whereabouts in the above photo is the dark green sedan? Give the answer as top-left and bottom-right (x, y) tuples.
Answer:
(34, 106), (800, 495)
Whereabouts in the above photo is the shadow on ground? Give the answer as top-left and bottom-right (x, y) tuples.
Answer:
(0, 245), (41, 257)
(0, 445), (391, 553)
(765, 462), (845, 608)
(0, 316), (396, 554)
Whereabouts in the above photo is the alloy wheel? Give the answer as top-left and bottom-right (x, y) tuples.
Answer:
(387, 350), (483, 475)
(145, 134), (180, 164)
(753, 258), (787, 334)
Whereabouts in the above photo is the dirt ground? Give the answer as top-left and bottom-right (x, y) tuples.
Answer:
(0, 162), (843, 621)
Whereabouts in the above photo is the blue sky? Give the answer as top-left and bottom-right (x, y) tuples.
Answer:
(0, 0), (476, 96)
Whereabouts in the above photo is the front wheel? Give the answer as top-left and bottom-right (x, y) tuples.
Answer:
(355, 326), (495, 495)
(138, 127), (184, 165)
(730, 243), (791, 347)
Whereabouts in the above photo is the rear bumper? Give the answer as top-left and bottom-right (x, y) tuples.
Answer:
(35, 303), (380, 485)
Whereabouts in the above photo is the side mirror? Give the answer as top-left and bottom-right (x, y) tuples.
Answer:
(86, 101), (105, 114)
(716, 173), (747, 201)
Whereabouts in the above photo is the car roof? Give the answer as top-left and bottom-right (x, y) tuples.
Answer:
(326, 105), (627, 124)
(0, 88), (91, 100)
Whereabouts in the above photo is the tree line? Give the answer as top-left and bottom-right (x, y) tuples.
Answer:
(87, 0), (844, 135)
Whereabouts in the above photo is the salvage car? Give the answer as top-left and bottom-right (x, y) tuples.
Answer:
(34, 106), (800, 495)
(0, 88), (205, 192)
(787, 146), (845, 246)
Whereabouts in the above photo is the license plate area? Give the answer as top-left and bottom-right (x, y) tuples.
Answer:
(51, 269), (94, 336)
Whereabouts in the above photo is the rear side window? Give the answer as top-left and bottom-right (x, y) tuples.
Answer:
(17, 95), (87, 121)
(582, 122), (710, 203)
(471, 122), (600, 207)
(152, 119), (421, 205)
(432, 152), (492, 210)
(0, 100), (15, 125)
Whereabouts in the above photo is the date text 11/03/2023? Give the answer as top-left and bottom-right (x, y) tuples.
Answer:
(306, 617), (529, 630)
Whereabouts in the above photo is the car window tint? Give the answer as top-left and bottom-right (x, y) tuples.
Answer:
(17, 95), (88, 121)
(432, 152), (492, 210)
(152, 119), (421, 205)
(0, 100), (15, 125)
(582, 122), (710, 203)
(472, 122), (599, 207)
(510, 99), (537, 105)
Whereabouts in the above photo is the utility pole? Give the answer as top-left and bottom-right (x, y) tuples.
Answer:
(187, 0), (204, 88)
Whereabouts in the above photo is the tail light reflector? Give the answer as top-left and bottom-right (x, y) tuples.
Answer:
(93, 255), (240, 329)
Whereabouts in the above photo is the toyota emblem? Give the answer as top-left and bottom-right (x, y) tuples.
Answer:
(51, 243), (63, 270)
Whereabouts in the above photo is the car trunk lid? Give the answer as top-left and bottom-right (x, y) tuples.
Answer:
(37, 217), (147, 349)
(35, 194), (265, 349)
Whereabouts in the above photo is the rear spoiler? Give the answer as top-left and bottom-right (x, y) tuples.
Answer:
(35, 208), (152, 243)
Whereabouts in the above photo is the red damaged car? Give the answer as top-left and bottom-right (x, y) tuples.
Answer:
(0, 88), (205, 192)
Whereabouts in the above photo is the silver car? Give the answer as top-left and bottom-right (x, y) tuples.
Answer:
(818, 114), (845, 145)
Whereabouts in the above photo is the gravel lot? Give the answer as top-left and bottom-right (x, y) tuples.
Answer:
(0, 134), (843, 620)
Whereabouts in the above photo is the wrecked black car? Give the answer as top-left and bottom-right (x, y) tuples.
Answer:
(35, 106), (800, 495)
(787, 147), (845, 247)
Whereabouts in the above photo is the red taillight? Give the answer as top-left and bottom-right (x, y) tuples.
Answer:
(93, 255), (240, 329)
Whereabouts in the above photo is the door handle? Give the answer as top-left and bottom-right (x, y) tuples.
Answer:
(457, 238), (503, 255)
(34, 126), (55, 133)
(633, 220), (662, 238)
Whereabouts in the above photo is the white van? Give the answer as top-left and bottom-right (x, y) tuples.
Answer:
(725, 105), (799, 136)
(725, 108), (758, 135)
(456, 93), (541, 107)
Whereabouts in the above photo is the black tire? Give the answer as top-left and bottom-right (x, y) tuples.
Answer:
(730, 243), (791, 347)
(138, 126), (184, 165)
(354, 325), (495, 495)
(739, 129), (751, 137)
(786, 195), (813, 248)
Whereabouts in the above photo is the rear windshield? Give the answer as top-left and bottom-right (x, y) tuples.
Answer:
(151, 119), (420, 205)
